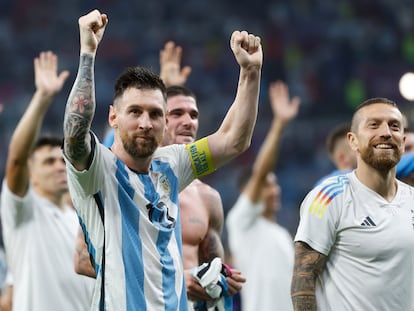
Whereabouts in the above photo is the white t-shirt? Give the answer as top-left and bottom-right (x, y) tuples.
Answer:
(295, 171), (414, 311)
(226, 194), (294, 311)
(65, 136), (199, 311)
(0, 181), (94, 311)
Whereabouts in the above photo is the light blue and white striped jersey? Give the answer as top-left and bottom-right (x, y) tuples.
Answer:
(65, 134), (199, 311)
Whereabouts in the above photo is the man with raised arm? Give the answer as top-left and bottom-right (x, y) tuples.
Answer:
(73, 42), (246, 310)
(160, 41), (245, 310)
(226, 80), (300, 311)
(63, 9), (262, 311)
(1, 51), (94, 311)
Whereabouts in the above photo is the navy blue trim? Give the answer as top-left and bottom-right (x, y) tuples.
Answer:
(94, 192), (105, 311)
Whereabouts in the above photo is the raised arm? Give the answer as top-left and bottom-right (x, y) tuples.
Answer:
(291, 241), (327, 311)
(207, 31), (263, 168)
(159, 41), (192, 87)
(244, 80), (300, 202)
(6, 51), (69, 196)
(63, 9), (108, 171)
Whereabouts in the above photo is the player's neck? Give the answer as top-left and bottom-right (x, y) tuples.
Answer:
(34, 187), (67, 209)
(112, 144), (153, 174)
(354, 165), (397, 202)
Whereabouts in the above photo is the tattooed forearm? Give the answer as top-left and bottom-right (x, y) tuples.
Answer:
(291, 295), (317, 311)
(198, 230), (223, 263)
(291, 241), (327, 311)
(64, 54), (95, 164)
(64, 114), (91, 162)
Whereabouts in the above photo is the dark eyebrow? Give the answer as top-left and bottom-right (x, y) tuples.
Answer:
(170, 107), (199, 114)
(42, 155), (62, 163)
(168, 108), (183, 114)
(151, 106), (165, 115)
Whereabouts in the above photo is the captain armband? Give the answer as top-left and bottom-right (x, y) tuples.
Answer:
(185, 137), (216, 178)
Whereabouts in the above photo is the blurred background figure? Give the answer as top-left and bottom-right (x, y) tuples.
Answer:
(226, 80), (300, 311)
(314, 123), (356, 186)
(403, 127), (414, 153)
(0, 51), (93, 311)
(397, 127), (414, 186)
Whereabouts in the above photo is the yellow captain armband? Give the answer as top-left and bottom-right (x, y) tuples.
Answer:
(185, 137), (216, 177)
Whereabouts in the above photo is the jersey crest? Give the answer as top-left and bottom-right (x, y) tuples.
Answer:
(159, 174), (171, 196)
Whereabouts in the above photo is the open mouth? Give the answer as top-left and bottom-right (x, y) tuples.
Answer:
(374, 143), (394, 150)
(178, 131), (193, 138)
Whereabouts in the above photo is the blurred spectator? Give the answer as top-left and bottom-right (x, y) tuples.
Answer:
(226, 81), (299, 311)
(314, 123), (356, 186)
(0, 51), (94, 311)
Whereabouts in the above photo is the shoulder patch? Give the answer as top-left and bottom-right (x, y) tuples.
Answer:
(309, 176), (349, 218)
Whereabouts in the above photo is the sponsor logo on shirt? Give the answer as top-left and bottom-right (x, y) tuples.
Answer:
(360, 216), (376, 226)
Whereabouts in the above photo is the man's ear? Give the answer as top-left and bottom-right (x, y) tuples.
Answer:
(347, 132), (358, 151)
(108, 105), (117, 128)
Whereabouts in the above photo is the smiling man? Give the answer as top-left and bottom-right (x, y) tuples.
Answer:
(291, 97), (414, 311)
(163, 86), (245, 310)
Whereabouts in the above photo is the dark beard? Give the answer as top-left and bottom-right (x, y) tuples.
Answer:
(122, 135), (158, 158)
(360, 147), (402, 171)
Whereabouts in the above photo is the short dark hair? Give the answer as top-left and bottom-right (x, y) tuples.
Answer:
(166, 85), (196, 101)
(32, 135), (63, 154)
(326, 123), (350, 155)
(354, 97), (397, 112)
(351, 97), (398, 132)
(114, 67), (167, 102)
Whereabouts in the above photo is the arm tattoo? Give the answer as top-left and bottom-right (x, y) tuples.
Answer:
(198, 230), (223, 263)
(63, 54), (95, 163)
(292, 296), (318, 311)
(291, 241), (327, 311)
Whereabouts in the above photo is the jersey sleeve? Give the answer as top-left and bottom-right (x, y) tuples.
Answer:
(64, 133), (109, 198)
(294, 177), (345, 255)
(226, 194), (263, 232)
(0, 179), (34, 229)
(152, 144), (194, 194)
